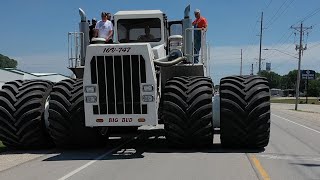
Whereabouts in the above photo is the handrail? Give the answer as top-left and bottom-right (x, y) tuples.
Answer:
(68, 32), (84, 68)
(184, 27), (208, 66)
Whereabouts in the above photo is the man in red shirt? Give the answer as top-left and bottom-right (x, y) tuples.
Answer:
(192, 9), (208, 63)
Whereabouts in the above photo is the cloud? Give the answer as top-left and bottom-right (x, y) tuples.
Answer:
(209, 41), (320, 84)
(12, 41), (320, 85)
(13, 52), (72, 76)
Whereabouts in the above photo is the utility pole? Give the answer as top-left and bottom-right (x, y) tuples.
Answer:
(258, 12), (264, 74)
(240, 49), (243, 75)
(291, 22), (312, 110)
(250, 63), (254, 75)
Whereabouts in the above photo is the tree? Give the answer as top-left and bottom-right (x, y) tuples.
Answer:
(283, 70), (305, 91)
(286, 70), (298, 88)
(0, 54), (18, 68)
(307, 80), (320, 97)
(280, 75), (292, 89)
(257, 69), (320, 97)
(305, 73), (320, 97)
(258, 70), (281, 89)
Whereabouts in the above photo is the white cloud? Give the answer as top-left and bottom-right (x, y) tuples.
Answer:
(11, 41), (320, 85)
(209, 42), (320, 84)
(13, 52), (72, 76)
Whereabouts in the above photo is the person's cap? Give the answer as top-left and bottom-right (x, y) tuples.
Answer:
(92, 18), (97, 21)
(194, 9), (200, 14)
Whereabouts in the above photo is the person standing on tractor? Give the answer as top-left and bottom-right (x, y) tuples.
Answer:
(106, 12), (112, 21)
(94, 12), (114, 43)
(89, 18), (97, 43)
(192, 9), (208, 63)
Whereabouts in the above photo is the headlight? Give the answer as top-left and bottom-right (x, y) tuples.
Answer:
(143, 85), (154, 92)
(142, 95), (154, 102)
(86, 96), (97, 103)
(85, 86), (96, 93)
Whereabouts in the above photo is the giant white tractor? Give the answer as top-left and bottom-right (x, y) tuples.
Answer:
(0, 6), (270, 149)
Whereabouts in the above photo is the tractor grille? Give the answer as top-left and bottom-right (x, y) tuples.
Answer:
(90, 55), (147, 115)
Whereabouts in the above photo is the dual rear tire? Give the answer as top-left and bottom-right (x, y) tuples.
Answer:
(0, 80), (53, 149)
(220, 76), (270, 148)
(162, 75), (270, 149)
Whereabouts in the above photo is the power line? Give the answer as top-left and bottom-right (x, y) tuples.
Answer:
(242, 16), (262, 69)
(308, 42), (320, 50)
(263, 0), (273, 11)
(266, 6), (320, 58)
(264, 0), (295, 29)
(242, 16), (261, 55)
(294, 7), (320, 25)
(264, 31), (294, 58)
(265, 0), (290, 25)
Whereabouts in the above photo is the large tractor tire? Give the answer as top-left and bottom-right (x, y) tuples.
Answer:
(48, 79), (104, 148)
(162, 76), (214, 147)
(220, 76), (270, 148)
(0, 80), (53, 149)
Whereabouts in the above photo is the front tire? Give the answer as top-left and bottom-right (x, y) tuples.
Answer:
(162, 76), (214, 147)
(48, 79), (104, 148)
(220, 76), (270, 148)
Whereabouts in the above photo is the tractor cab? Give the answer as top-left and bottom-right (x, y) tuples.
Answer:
(113, 10), (166, 47)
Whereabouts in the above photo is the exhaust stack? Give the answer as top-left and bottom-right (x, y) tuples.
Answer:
(78, 8), (89, 66)
(182, 5), (193, 63)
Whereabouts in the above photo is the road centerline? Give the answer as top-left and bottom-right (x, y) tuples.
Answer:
(272, 113), (320, 134)
(249, 154), (271, 180)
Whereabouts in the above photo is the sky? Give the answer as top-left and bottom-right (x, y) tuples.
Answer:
(0, 0), (320, 84)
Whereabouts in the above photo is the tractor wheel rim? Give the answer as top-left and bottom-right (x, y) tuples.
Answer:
(44, 95), (50, 128)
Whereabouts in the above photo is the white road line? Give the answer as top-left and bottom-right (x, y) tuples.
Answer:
(58, 139), (134, 180)
(272, 114), (320, 134)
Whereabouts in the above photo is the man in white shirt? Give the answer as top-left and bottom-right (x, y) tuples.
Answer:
(94, 12), (113, 43)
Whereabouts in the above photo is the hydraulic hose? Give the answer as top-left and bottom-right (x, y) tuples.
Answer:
(153, 56), (186, 67)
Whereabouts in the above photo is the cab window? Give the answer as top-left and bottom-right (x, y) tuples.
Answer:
(117, 18), (161, 43)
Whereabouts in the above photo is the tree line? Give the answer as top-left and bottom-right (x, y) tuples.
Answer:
(258, 70), (320, 97)
(0, 54), (18, 68)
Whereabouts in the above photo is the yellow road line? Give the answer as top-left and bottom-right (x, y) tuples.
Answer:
(250, 154), (271, 180)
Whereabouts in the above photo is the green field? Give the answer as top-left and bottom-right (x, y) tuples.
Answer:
(271, 98), (320, 105)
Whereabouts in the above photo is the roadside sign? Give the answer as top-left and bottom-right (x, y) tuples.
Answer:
(266, 63), (271, 71)
(301, 70), (316, 80)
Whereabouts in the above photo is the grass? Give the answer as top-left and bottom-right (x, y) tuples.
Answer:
(271, 98), (320, 105)
(0, 141), (6, 152)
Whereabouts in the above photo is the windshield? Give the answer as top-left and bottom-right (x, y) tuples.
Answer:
(117, 18), (161, 43)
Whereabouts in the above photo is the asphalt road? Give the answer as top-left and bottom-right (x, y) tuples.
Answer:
(0, 104), (320, 180)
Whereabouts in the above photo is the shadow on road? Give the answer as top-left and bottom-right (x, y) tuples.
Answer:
(291, 163), (320, 167)
(43, 129), (265, 162)
(0, 148), (53, 156)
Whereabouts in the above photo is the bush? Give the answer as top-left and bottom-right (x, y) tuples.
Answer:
(0, 54), (18, 68)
